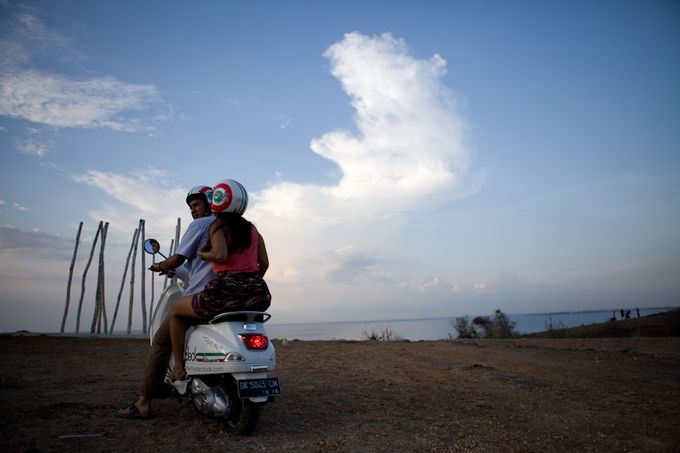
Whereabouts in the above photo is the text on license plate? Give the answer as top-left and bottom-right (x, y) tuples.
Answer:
(237, 378), (281, 398)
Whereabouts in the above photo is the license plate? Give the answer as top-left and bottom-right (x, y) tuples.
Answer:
(237, 378), (282, 398)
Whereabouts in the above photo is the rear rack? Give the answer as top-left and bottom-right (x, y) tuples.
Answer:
(208, 311), (271, 324)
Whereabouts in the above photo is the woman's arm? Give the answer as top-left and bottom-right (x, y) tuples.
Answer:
(198, 221), (228, 262)
(257, 233), (269, 277)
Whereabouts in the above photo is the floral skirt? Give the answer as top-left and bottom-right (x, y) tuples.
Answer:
(191, 271), (271, 319)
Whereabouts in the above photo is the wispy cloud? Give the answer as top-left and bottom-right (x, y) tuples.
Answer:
(0, 70), (161, 131)
(72, 168), (189, 236)
(0, 5), (173, 135)
(0, 224), (70, 259)
(16, 137), (52, 157)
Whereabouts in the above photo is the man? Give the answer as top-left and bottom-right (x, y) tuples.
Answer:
(118, 185), (215, 419)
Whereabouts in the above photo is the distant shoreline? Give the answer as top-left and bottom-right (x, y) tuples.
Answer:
(526, 308), (680, 338)
(4, 308), (679, 339)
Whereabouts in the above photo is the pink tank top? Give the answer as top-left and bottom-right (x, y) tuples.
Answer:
(213, 225), (260, 273)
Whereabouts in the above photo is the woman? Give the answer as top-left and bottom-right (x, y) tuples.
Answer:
(167, 179), (271, 382)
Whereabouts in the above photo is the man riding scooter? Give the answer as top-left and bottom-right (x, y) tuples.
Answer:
(118, 185), (215, 419)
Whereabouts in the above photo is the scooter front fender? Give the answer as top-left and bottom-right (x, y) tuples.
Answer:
(149, 284), (183, 344)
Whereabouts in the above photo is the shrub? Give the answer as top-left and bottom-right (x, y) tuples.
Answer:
(473, 309), (517, 338)
(451, 316), (478, 339)
(362, 327), (404, 341)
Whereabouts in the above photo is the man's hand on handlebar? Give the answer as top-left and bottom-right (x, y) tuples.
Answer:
(149, 263), (175, 277)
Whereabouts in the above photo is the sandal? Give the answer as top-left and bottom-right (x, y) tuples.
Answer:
(117, 403), (151, 419)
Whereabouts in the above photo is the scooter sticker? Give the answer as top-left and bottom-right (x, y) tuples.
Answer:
(184, 350), (227, 363)
(201, 334), (227, 352)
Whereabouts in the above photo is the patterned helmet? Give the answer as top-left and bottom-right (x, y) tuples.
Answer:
(211, 179), (248, 215)
(186, 185), (213, 207)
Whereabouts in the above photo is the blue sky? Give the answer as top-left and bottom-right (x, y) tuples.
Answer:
(1, 1), (678, 332)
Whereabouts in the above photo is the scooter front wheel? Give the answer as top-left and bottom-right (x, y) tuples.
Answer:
(222, 393), (260, 436)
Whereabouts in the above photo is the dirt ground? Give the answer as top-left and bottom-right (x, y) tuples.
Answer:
(1, 330), (679, 453)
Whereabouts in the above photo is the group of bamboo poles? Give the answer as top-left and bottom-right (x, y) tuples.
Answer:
(60, 218), (182, 335)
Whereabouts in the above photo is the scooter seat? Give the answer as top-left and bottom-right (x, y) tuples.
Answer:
(208, 310), (270, 324)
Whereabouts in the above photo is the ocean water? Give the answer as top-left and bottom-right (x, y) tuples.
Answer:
(266, 307), (676, 341)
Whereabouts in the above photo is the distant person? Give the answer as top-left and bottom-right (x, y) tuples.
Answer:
(166, 179), (271, 386)
(620, 309), (625, 318)
(118, 185), (216, 419)
(636, 308), (640, 318)
(625, 310), (631, 320)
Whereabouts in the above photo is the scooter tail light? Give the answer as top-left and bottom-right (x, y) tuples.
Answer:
(240, 333), (269, 350)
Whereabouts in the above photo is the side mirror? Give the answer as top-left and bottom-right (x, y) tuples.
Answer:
(143, 238), (167, 258)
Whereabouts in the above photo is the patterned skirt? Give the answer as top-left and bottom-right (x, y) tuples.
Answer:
(191, 271), (271, 319)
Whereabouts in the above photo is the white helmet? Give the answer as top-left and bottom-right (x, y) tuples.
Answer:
(211, 179), (248, 215)
(186, 185), (213, 207)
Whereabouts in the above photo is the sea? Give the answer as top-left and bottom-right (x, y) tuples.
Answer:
(266, 306), (677, 341)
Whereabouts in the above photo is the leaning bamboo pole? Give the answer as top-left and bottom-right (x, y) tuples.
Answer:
(163, 238), (175, 290)
(91, 222), (109, 334)
(139, 219), (147, 335)
(149, 252), (156, 321)
(172, 217), (181, 286)
(76, 221), (103, 334)
(110, 227), (139, 334)
(61, 222), (83, 333)
(127, 223), (141, 335)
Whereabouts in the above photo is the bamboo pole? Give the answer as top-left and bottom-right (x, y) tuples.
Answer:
(163, 238), (174, 290)
(149, 252), (155, 321)
(127, 223), (141, 335)
(172, 217), (181, 286)
(76, 222), (103, 334)
(61, 222), (83, 333)
(92, 222), (109, 334)
(110, 227), (139, 334)
(139, 219), (147, 335)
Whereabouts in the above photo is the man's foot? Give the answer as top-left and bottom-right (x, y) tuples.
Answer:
(166, 369), (190, 395)
(117, 402), (151, 419)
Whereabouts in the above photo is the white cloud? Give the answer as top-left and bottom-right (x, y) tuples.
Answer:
(72, 168), (189, 237)
(246, 32), (475, 319)
(0, 70), (160, 131)
(16, 138), (52, 157)
(279, 115), (291, 129)
(13, 203), (28, 211)
(472, 282), (485, 290)
(417, 277), (442, 292)
(64, 32), (476, 323)
(0, 5), (172, 133)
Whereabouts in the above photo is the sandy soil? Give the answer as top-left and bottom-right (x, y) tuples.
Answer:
(1, 331), (679, 452)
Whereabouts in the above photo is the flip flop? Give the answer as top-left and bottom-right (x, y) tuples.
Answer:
(117, 403), (152, 419)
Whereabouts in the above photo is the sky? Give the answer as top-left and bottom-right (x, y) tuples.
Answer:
(1, 0), (679, 333)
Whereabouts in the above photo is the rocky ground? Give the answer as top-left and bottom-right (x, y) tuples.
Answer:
(1, 313), (679, 452)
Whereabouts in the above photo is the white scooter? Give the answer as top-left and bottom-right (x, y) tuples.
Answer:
(144, 238), (280, 436)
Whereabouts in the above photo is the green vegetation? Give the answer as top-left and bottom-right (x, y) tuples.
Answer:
(450, 315), (477, 339)
(451, 309), (517, 339)
(362, 327), (404, 341)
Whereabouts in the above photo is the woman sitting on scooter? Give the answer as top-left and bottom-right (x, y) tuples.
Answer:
(167, 179), (271, 382)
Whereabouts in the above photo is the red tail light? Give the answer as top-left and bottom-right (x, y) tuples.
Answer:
(240, 334), (269, 350)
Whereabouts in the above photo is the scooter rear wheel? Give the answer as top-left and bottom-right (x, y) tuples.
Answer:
(222, 393), (260, 436)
